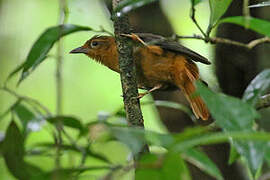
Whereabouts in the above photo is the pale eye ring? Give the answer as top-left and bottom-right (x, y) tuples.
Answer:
(91, 41), (99, 48)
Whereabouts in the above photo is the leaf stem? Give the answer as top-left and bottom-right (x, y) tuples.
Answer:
(190, 1), (208, 38)
(55, 0), (68, 169)
(0, 86), (52, 116)
(243, 0), (250, 28)
(175, 34), (270, 49)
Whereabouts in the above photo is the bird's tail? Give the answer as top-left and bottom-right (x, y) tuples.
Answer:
(175, 62), (209, 120)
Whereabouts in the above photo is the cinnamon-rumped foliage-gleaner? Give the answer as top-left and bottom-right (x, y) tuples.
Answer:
(70, 33), (210, 120)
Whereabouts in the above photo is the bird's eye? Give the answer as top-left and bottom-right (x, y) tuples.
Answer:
(91, 41), (99, 48)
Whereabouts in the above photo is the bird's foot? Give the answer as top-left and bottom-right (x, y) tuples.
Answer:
(137, 92), (148, 99)
(120, 33), (147, 46)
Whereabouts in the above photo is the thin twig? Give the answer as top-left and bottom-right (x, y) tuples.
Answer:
(55, 0), (68, 169)
(56, 0), (68, 115)
(175, 34), (270, 49)
(0, 86), (51, 115)
(61, 128), (88, 167)
(246, 36), (270, 49)
(256, 94), (270, 110)
(190, 1), (207, 38)
(243, 0), (250, 28)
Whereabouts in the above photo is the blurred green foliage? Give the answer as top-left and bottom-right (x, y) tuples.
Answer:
(1, 0), (270, 179)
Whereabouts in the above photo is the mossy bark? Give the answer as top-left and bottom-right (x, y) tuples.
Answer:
(112, 1), (144, 127)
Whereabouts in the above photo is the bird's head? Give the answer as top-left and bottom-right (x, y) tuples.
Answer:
(70, 35), (116, 59)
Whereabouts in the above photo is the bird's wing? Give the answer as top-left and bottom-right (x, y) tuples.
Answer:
(135, 33), (211, 65)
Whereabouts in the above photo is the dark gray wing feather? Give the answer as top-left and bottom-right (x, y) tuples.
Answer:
(135, 33), (211, 65)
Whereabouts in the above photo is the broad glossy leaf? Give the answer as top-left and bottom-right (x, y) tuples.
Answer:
(183, 148), (223, 180)
(0, 100), (21, 120)
(243, 69), (270, 106)
(249, 1), (270, 8)
(1, 121), (26, 179)
(136, 153), (191, 180)
(220, 16), (270, 37)
(9, 24), (91, 84)
(162, 153), (191, 180)
(265, 144), (270, 166)
(197, 82), (259, 131)
(232, 139), (265, 175)
(196, 82), (264, 176)
(110, 127), (173, 154)
(114, 0), (157, 15)
(12, 103), (44, 135)
(46, 116), (84, 132)
(110, 127), (146, 155)
(190, 0), (203, 6)
(1, 121), (43, 179)
(173, 126), (209, 143)
(33, 166), (112, 180)
(208, 0), (232, 30)
(172, 131), (270, 151)
(228, 146), (240, 165)
(135, 153), (161, 179)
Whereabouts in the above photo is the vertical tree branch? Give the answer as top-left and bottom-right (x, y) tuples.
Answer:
(243, 0), (250, 28)
(55, 0), (68, 169)
(112, 0), (144, 127)
(56, 0), (68, 115)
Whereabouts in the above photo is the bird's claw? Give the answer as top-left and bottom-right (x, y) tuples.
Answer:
(120, 33), (147, 46)
(137, 93), (147, 99)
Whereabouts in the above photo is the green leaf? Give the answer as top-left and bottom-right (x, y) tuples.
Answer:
(190, 0), (203, 6)
(243, 69), (270, 106)
(162, 153), (191, 180)
(6, 63), (25, 82)
(172, 131), (270, 151)
(208, 0), (232, 32)
(249, 1), (270, 8)
(110, 127), (146, 155)
(135, 153), (160, 179)
(1, 121), (43, 180)
(265, 145), (270, 166)
(12, 103), (44, 136)
(33, 166), (112, 180)
(9, 24), (91, 84)
(113, 0), (157, 15)
(220, 16), (270, 37)
(196, 82), (265, 176)
(1, 121), (26, 179)
(0, 100), (21, 120)
(110, 126), (174, 154)
(182, 148), (223, 180)
(136, 153), (191, 180)
(46, 116), (85, 132)
(233, 140), (265, 175)
(32, 142), (110, 163)
(197, 82), (259, 130)
(228, 146), (240, 165)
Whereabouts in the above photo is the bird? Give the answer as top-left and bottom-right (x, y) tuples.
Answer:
(70, 33), (210, 120)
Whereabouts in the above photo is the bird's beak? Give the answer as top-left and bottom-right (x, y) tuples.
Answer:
(69, 47), (88, 54)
